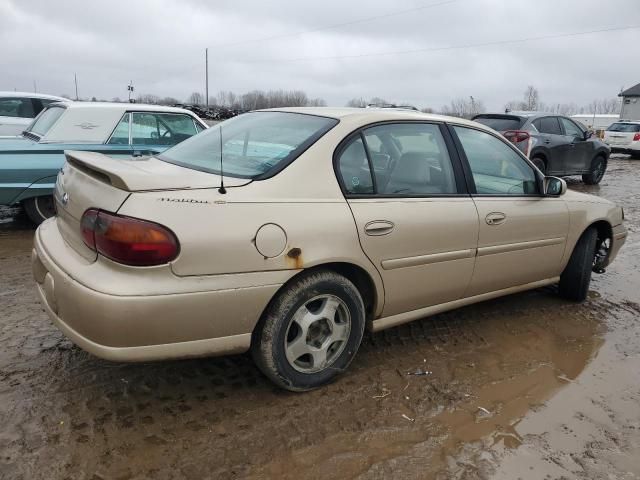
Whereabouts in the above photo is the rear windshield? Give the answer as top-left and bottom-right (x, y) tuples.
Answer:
(607, 122), (640, 132)
(158, 112), (338, 179)
(27, 106), (66, 136)
(473, 115), (525, 131)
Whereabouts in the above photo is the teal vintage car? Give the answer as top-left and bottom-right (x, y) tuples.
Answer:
(0, 102), (207, 224)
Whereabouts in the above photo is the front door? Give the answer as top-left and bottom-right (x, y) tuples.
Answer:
(450, 125), (569, 297)
(558, 117), (593, 173)
(336, 122), (479, 317)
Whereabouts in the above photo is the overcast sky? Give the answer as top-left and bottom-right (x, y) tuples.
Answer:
(1, 0), (638, 110)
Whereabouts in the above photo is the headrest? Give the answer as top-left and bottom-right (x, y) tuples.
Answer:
(391, 152), (430, 184)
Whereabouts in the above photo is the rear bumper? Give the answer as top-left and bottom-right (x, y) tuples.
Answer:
(610, 146), (640, 155)
(33, 219), (287, 362)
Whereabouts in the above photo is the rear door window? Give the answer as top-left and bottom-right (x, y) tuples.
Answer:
(533, 117), (562, 135)
(362, 123), (458, 195)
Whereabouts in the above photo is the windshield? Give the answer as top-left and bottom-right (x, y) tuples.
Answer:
(473, 115), (525, 131)
(26, 106), (66, 137)
(158, 111), (338, 179)
(607, 122), (640, 133)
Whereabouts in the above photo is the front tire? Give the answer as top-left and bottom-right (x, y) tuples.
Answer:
(559, 228), (598, 301)
(252, 270), (365, 391)
(23, 195), (55, 225)
(582, 156), (606, 185)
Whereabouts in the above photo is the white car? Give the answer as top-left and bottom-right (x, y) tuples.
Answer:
(0, 92), (69, 136)
(603, 120), (640, 158)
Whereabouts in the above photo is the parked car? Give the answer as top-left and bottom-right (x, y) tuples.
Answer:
(472, 112), (611, 184)
(0, 92), (69, 136)
(603, 120), (640, 158)
(0, 102), (207, 224)
(33, 108), (626, 391)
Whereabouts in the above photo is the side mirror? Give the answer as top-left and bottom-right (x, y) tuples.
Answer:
(584, 130), (594, 140)
(545, 176), (567, 196)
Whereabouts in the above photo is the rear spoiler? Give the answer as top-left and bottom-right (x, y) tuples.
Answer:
(63, 150), (251, 191)
(64, 150), (134, 190)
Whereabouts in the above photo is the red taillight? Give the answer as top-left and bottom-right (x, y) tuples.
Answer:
(633, 133), (640, 142)
(81, 208), (98, 250)
(80, 209), (179, 266)
(503, 130), (531, 143)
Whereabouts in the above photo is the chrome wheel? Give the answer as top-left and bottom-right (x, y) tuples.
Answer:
(284, 294), (351, 373)
(593, 237), (610, 270)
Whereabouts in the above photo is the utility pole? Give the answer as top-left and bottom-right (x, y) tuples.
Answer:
(205, 48), (209, 108)
(128, 81), (134, 103)
(74, 73), (79, 100)
(470, 95), (476, 115)
(33, 80), (37, 93)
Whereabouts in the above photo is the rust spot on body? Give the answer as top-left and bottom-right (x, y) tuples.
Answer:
(287, 248), (303, 269)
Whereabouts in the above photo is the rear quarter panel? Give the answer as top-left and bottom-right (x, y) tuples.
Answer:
(116, 125), (386, 316)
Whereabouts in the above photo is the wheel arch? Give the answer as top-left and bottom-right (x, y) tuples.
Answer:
(252, 261), (381, 342)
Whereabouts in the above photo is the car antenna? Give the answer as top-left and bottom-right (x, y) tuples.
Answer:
(218, 124), (226, 194)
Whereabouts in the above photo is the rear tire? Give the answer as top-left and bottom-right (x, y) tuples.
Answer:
(252, 270), (365, 392)
(23, 195), (55, 225)
(531, 156), (546, 174)
(559, 228), (598, 302)
(582, 155), (606, 185)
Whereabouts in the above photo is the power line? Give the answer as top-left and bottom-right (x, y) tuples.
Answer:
(239, 24), (640, 64)
(207, 0), (461, 49)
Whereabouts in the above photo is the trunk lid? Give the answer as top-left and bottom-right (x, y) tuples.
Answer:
(55, 150), (250, 262)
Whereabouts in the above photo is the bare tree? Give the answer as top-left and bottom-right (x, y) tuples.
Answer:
(159, 96), (180, 106)
(420, 107), (435, 113)
(441, 97), (485, 118)
(523, 85), (539, 111)
(137, 93), (161, 104)
(307, 97), (327, 107)
(345, 97), (367, 108)
(187, 92), (204, 105)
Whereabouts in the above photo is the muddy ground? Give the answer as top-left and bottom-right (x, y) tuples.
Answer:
(1, 156), (639, 480)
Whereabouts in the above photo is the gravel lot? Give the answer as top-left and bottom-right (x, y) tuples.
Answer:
(1, 156), (639, 479)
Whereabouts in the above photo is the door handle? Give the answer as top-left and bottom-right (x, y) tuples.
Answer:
(364, 220), (395, 236)
(485, 212), (506, 225)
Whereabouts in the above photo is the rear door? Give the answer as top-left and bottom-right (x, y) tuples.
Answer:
(450, 125), (569, 296)
(336, 122), (479, 316)
(531, 116), (565, 173)
(559, 117), (593, 173)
